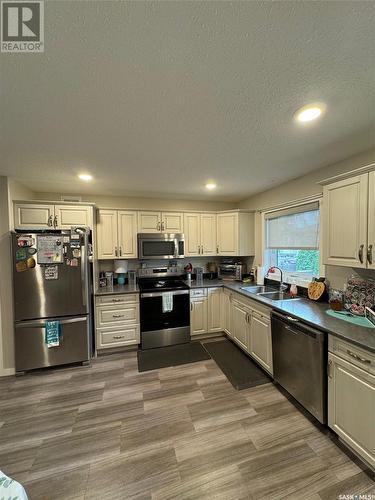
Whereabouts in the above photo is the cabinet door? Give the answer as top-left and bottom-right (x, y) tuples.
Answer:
(162, 212), (184, 233)
(207, 288), (222, 333)
(221, 290), (232, 336)
(14, 203), (54, 229)
(190, 297), (208, 336)
(118, 211), (137, 258)
(97, 210), (118, 259)
(137, 211), (161, 233)
(367, 171), (375, 270)
(323, 175), (368, 267)
(201, 213), (217, 256)
(184, 213), (201, 256)
(217, 213), (238, 256)
(232, 300), (250, 351)
(249, 311), (273, 374)
(328, 353), (375, 468)
(54, 205), (93, 229)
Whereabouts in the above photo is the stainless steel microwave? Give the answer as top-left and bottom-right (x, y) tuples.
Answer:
(138, 233), (185, 260)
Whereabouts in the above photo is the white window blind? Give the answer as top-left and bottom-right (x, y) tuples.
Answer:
(265, 202), (320, 250)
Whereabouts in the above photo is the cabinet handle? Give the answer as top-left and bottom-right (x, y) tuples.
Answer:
(113, 335), (125, 339)
(112, 298), (122, 302)
(346, 349), (371, 364)
(157, 222), (160, 231)
(112, 314), (125, 318)
(367, 244), (373, 265)
(358, 244), (364, 264)
(216, 245), (219, 254)
(115, 247), (118, 257)
(53, 215), (58, 228)
(119, 246), (122, 256)
(190, 302), (193, 311)
(162, 222), (165, 231)
(47, 215), (53, 227)
(201, 245), (204, 255)
(327, 359), (333, 379)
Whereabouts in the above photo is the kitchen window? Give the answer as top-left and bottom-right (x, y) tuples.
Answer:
(264, 201), (321, 285)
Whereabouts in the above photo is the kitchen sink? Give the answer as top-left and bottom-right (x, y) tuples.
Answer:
(257, 291), (300, 301)
(240, 285), (278, 294)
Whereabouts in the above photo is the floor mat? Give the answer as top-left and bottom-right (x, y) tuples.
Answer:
(202, 338), (271, 390)
(137, 342), (211, 372)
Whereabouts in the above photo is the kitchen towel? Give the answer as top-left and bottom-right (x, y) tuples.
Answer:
(162, 292), (173, 313)
(45, 320), (61, 347)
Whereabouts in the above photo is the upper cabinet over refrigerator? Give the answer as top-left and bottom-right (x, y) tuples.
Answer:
(322, 170), (375, 268)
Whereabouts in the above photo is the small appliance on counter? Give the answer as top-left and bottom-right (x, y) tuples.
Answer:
(195, 267), (204, 286)
(114, 260), (128, 285)
(207, 261), (217, 280)
(218, 259), (246, 281)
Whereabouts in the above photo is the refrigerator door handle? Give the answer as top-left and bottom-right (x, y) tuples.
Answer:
(15, 317), (88, 328)
(81, 242), (88, 308)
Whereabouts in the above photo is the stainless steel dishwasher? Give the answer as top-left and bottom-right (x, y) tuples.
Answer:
(271, 311), (327, 424)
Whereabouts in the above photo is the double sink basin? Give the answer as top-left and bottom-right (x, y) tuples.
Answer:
(240, 285), (299, 301)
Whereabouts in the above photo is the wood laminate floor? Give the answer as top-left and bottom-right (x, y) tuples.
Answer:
(0, 350), (374, 500)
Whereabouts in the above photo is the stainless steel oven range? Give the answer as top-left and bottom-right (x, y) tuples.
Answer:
(138, 267), (190, 349)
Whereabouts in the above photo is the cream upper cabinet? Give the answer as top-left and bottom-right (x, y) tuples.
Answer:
(184, 213), (200, 256)
(184, 212), (217, 257)
(207, 288), (222, 333)
(200, 213), (217, 256)
(54, 205), (93, 229)
(162, 212), (184, 233)
(14, 203), (54, 229)
(367, 171), (375, 270)
(97, 209), (137, 259)
(97, 209), (118, 259)
(137, 211), (183, 233)
(232, 298), (250, 351)
(137, 211), (161, 233)
(118, 211), (137, 258)
(328, 352), (375, 468)
(14, 203), (94, 230)
(323, 174), (368, 268)
(249, 310), (273, 374)
(217, 212), (254, 256)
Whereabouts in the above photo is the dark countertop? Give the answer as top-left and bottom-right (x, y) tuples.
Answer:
(187, 279), (375, 353)
(95, 284), (139, 296)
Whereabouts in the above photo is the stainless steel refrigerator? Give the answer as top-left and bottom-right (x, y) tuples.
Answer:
(12, 228), (92, 373)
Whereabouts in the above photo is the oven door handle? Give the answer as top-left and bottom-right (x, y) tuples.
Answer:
(141, 290), (190, 298)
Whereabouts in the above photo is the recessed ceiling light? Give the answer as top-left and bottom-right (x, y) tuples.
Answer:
(205, 183), (217, 190)
(78, 173), (93, 181)
(295, 103), (326, 123)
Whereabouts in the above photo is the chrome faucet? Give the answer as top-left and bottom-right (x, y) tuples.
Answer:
(266, 267), (288, 291)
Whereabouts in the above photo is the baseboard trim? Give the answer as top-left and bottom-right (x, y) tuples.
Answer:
(0, 367), (15, 377)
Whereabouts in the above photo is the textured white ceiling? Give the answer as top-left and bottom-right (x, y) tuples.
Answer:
(1, 1), (374, 201)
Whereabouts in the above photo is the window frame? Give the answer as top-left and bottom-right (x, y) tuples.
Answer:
(261, 198), (324, 287)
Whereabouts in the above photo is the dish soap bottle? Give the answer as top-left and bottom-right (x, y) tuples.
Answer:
(290, 281), (298, 298)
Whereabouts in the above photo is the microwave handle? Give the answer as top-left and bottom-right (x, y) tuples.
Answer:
(174, 240), (179, 258)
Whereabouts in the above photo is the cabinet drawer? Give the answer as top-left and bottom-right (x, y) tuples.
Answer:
(329, 336), (374, 375)
(98, 325), (140, 348)
(190, 288), (207, 297)
(96, 304), (139, 327)
(96, 294), (138, 306)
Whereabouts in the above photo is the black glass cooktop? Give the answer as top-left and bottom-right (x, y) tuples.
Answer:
(138, 278), (189, 292)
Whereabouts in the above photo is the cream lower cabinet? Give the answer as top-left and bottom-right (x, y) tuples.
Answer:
(231, 298), (250, 351)
(249, 308), (273, 374)
(328, 341), (375, 468)
(190, 288), (222, 337)
(226, 291), (273, 375)
(95, 293), (140, 349)
(97, 209), (137, 259)
(184, 213), (217, 256)
(14, 203), (93, 230)
(217, 212), (254, 256)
